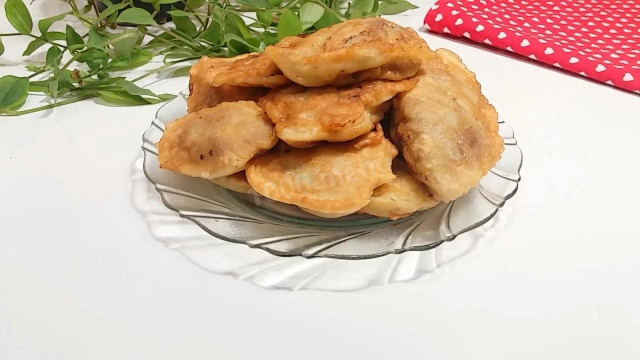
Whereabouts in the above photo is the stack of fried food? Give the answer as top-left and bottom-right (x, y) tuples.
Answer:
(157, 18), (504, 220)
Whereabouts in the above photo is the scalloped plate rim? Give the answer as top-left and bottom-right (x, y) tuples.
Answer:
(140, 93), (523, 260)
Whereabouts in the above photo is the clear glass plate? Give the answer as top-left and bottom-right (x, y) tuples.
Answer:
(132, 153), (514, 291)
(140, 91), (522, 260)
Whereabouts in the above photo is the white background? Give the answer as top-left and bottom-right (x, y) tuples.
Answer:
(2, 1), (640, 359)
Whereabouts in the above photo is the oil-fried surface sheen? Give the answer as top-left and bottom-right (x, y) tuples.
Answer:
(259, 78), (417, 147)
(186, 55), (268, 113)
(158, 101), (277, 179)
(391, 49), (504, 202)
(264, 18), (433, 87)
(212, 52), (291, 88)
(359, 159), (439, 220)
(246, 125), (398, 217)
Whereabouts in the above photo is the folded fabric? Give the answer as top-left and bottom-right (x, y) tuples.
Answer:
(424, 0), (640, 94)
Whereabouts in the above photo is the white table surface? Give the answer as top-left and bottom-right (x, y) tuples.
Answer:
(2, 1), (640, 359)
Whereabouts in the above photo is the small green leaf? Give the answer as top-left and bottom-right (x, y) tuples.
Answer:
(157, 0), (182, 4)
(168, 66), (191, 78)
(378, 0), (417, 15)
(0, 75), (29, 111)
(0, 38), (4, 56)
(187, 0), (206, 9)
(77, 48), (108, 71)
(97, 88), (173, 106)
(98, 89), (150, 106)
(114, 80), (175, 102)
(83, 2), (93, 13)
(173, 14), (197, 37)
(267, 0), (283, 7)
(201, 20), (222, 44)
(46, 31), (66, 41)
(25, 64), (42, 72)
(156, 93), (177, 101)
(349, 0), (374, 18)
(48, 78), (59, 99)
(116, 8), (155, 25)
(256, 10), (273, 27)
(109, 49), (152, 70)
(239, 0), (271, 8)
(166, 9), (191, 17)
(226, 12), (252, 40)
(371, 0), (380, 14)
(163, 49), (197, 60)
(261, 31), (278, 46)
(110, 30), (139, 57)
(314, 9), (341, 29)
(38, 13), (67, 37)
(22, 38), (45, 56)
(45, 46), (63, 69)
(97, 2), (128, 22)
(5, 0), (33, 35)
(225, 33), (260, 55)
(300, 2), (324, 31)
(80, 76), (126, 89)
(277, 9), (302, 40)
(58, 69), (74, 91)
(88, 26), (108, 48)
(65, 25), (84, 53)
(114, 79), (157, 97)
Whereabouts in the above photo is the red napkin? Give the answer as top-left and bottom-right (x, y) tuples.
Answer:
(424, 0), (640, 94)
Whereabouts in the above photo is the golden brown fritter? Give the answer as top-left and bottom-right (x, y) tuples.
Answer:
(212, 52), (292, 88)
(264, 18), (434, 87)
(186, 55), (268, 113)
(245, 125), (398, 218)
(259, 78), (417, 147)
(391, 49), (504, 202)
(359, 159), (439, 220)
(209, 171), (254, 194)
(158, 101), (278, 179)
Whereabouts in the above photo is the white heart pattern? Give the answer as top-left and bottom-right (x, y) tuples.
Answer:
(424, 1), (640, 92)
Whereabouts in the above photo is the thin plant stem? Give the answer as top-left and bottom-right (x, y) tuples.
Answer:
(182, 1), (206, 27)
(152, 24), (202, 50)
(0, 94), (97, 116)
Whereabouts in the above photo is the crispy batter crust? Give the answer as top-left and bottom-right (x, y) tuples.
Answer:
(259, 78), (417, 147)
(158, 101), (278, 179)
(187, 55), (268, 113)
(264, 18), (434, 87)
(246, 125), (398, 216)
(391, 49), (504, 202)
(213, 52), (291, 88)
(359, 159), (439, 220)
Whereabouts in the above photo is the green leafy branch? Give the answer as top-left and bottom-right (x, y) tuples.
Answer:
(0, 0), (417, 116)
